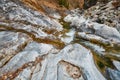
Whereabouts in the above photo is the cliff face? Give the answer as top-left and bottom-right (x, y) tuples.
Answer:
(22, 0), (84, 9)
(21, 0), (84, 15)
(22, 0), (120, 15)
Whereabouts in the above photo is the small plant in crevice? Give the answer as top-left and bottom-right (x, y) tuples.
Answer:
(58, 0), (69, 9)
(59, 18), (71, 30)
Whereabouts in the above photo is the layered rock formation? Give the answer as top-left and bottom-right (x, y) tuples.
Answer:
(0, 0), (120, 80)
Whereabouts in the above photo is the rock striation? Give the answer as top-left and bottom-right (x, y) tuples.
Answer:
(0, 0), (120, 80)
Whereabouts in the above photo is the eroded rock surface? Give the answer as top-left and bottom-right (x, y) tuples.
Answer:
(0, 0), (120, 80)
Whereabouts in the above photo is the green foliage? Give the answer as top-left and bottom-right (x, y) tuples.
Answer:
(58, 0), (69, 8)
(59, 18), (71, 29)
(97, 61), (105, 69)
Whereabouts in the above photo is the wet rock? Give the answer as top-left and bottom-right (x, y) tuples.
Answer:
(60, 29), (75, 44)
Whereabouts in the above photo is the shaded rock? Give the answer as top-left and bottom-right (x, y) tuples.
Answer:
(84, 0), (98, 9)
(113, 61), (120, 71)
(106, 68), (120, 80)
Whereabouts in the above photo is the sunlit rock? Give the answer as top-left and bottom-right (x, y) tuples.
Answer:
(0, 31), (30, 68)
(0, 0), (120, 80)
(60, 29), (75, 44)
(64, 11), (120, 46)
(0, 0), (63, 31)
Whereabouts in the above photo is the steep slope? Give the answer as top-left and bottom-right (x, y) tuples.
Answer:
(21, 0), (120, 16)
(21, 0), (84, 16)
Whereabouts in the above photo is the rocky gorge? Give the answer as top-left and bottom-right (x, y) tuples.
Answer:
(0, 0), (120, 80)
